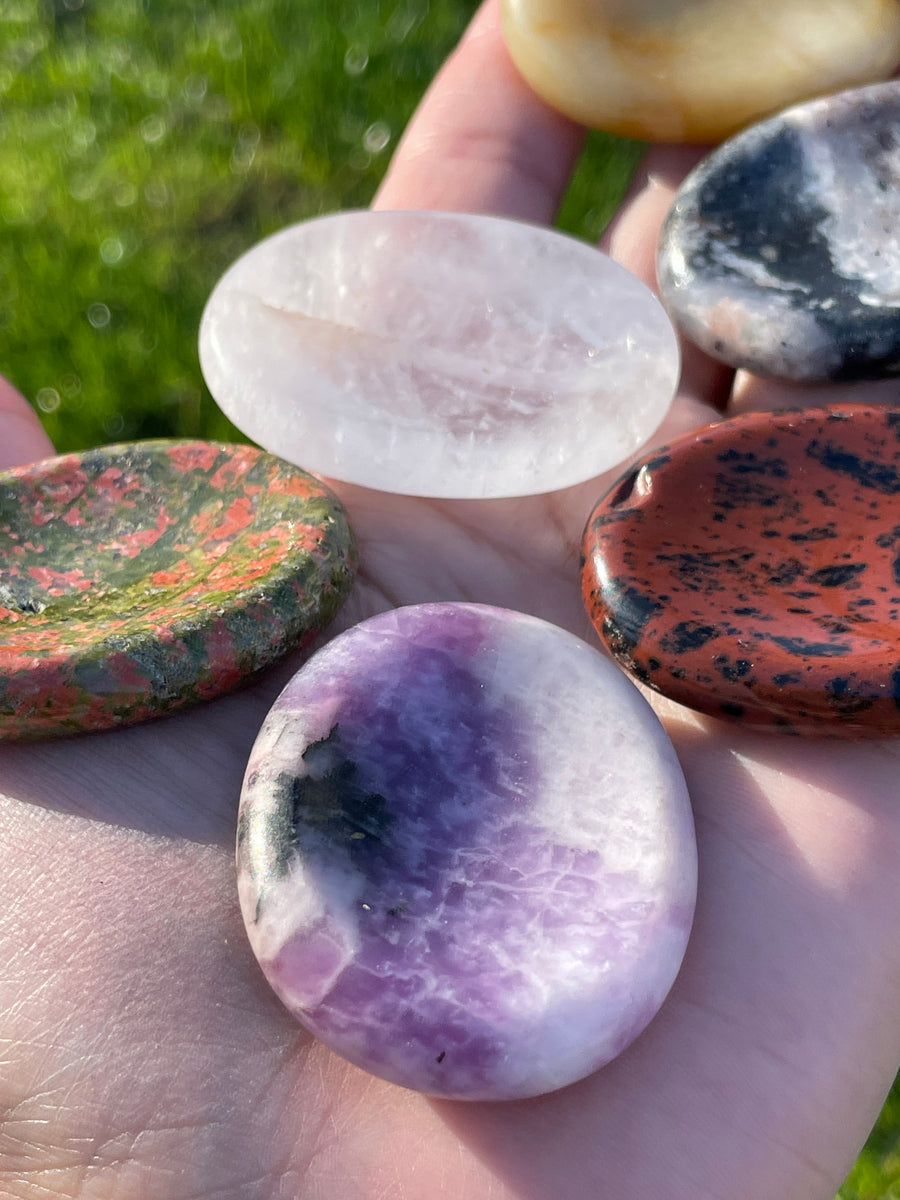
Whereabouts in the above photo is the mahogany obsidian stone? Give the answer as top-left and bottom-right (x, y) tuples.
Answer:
(582, 405), (900, 735)
(199, 209), (680, 499)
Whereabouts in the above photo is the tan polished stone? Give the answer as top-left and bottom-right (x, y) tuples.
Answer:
(501, 0), (900, 142)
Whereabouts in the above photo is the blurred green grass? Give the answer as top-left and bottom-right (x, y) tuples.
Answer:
(0, 2), (898, 1194)
(0, 0), (639, 452)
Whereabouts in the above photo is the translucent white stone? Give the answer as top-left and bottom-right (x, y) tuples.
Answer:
(198, 210), (680, 499)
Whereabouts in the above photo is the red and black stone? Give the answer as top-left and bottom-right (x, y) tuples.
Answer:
(582, 405), (900, 735)
(0, 440), (356, 738)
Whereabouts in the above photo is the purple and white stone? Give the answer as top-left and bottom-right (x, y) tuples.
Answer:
(237, 603), (697, 1101)
(658, 81), (900, 383)
(199, 210), (680, 499)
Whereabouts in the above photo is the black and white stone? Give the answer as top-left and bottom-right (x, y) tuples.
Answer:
(658, 81), (900, 383)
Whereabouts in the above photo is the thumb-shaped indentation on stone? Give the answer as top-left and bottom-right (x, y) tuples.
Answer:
(0, 440), (356, 738)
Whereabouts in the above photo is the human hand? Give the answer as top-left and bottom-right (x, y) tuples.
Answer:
(2, 2), (899, 1196)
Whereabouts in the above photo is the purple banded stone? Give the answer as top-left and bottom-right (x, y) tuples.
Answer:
(237, 603), (697, 1100)
(582, 404), (900, 734)
(0, 440), (355, 738)
(658, 81), (900, 383)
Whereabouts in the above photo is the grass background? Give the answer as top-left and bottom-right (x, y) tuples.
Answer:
(0, 1), (897, 1193)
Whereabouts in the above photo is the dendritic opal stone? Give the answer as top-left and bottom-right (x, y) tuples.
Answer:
(0, 441), (355, 738)
(501, 0), (900, 142)
(658, 81), (900, 383)
(237, 603), (696, 1100)
(582, 405), (900, 735)
(199, 210), (680, 499)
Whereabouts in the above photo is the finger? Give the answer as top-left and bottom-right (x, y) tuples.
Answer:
(730, 369), (900, 415)
(600, 145), (736, 413)
(0, 375), (55, 469)
(599, 145), (709, 284)
(373, 0), (584, 222)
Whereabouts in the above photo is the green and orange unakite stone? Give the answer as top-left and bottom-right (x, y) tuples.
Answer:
(0, 440), (356, 738)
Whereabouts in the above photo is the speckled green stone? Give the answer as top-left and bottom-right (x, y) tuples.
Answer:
(0, 440), (356, 738)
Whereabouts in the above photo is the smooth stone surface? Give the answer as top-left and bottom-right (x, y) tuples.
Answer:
(0, 440), (355, 738)
(502, 0), (900, 142)
(582, 405), (900, 735)
(237, 602), (697, 1100)
(658, 81), (900, 383)
(199, 209), (680, 499)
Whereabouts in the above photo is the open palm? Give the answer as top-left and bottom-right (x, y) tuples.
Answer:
(2, 4), (900, 1196)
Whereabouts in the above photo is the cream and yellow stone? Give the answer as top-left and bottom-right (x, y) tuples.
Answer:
(501, 0), (900, 142)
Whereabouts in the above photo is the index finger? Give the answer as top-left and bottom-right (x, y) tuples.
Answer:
(373, 0), (584, 223)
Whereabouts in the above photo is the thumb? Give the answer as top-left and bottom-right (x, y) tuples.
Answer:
(0, 376), (55, 469)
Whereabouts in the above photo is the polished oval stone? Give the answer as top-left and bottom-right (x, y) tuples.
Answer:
(582, 405), (900, 735)
(237, 602), (696, 1100)
(501, 0), (900, 142)
(199, 209), (680, 499)
(0, 440), (355, 738)
(658, 81), (900, 383)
